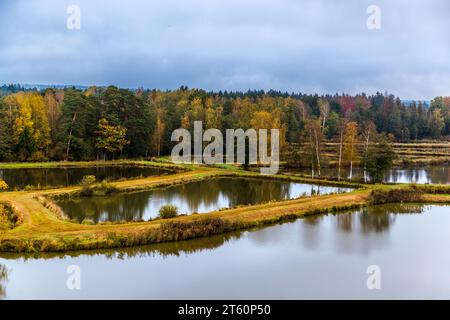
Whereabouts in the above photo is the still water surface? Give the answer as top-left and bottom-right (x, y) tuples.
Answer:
(0, 166), (171, 189)
(55, 177), (352, 222)
(290, 165), (450, 184)
(1, 204), (449, 299)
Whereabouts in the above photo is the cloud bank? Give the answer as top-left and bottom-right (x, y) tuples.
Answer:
(0, 0), (449, 99)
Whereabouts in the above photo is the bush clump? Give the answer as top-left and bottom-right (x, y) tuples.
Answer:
(0, 203), (20, 230)
(81, 218), (95, 225)
(80, 180), (118, 197)
(80, 175), (96, 186)
(158, 205), (178, 219)
(370, 187), (424, 205)
(154, 218), (238, 242)
(0, 180), (8, 191)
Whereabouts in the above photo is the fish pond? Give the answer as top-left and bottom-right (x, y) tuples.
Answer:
(55, 177), (353, 222)
(287, 164), (450, 184)
(0, 166), (172, 189)
(1, 204), (449, 299)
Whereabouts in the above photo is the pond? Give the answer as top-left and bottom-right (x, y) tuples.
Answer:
(287, 165), (450, 184)
(384, 166), (450, 184)
(55, 177), (353, 222)
(0, 166), (171, 189)
(1, 204), (449, 299)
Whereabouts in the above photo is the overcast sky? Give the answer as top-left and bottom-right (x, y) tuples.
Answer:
(0, 0), (449, 99)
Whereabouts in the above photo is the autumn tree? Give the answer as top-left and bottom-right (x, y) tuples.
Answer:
(303, 119), (323, 178)
(152, 106), (166, 157)
(428, 108), (445, 139)
(318, 98), (330, 132)
(95, 118), (130, 160)
(0, 92), (50, 161)
(336, 118), (347, 181)
(360, 121), (377, 181)
(251, 110), (287, 158)
(343, 122), (358, 180)
(44, 89), (61, 143)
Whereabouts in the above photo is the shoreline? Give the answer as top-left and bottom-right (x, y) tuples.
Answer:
(1, 160), (449, 253)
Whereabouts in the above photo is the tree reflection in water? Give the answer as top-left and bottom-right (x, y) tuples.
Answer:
(0, 263), (8, 299)
(0, 166), (170, 189)
(0, 204), (429, 263)
(333, 203), (425, 234)
(56, 177), (348, 222)
(287, 165), (450, 184)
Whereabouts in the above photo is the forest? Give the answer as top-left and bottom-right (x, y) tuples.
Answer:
(0, 85), (449, 165)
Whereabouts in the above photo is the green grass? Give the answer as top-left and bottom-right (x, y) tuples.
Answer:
(0, 159), (186, 170)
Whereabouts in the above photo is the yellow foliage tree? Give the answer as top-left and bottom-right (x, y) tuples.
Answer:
(95, 118), (130, 160)
(4, 92), (51, 161)
(250, 110), (287, 157)
(343, 122), (359, 179)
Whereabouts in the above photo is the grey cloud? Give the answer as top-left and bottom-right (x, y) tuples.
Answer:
(0, 0), (449, 99)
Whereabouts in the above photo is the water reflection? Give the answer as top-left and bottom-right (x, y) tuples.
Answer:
(296, 204), (426, 255)
(1, 203), (425, 261)
(0, 263), (8, 299)
(56, 177), (352, 222)
(287, 165), (450, 184)
(384, 167), (450, 184)
(2, 204), (449, 299)
(0, 166), (171, 189)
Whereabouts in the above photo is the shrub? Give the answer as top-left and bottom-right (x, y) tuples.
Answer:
(0, 180), (8, 191)
(155, 218), (237, 241)
(81, 218), (95, 225)
(29, 151), (47, 162)
(79, 180), (117, 197)
(93, 181), (117, 196)
(158, 205), (178, 219)
(370, 187), (424, 205)
(80, 175), (96, 186)
(0, 203), (20, 230)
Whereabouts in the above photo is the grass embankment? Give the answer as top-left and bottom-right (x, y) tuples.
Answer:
(0, 160), (365, 252)
(0, 159), (449, 253)
(0, 159), (185, 170)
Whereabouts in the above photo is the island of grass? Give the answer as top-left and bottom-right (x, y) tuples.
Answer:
(1, 159), (450, 253)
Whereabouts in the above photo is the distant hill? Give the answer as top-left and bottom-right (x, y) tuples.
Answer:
(402, 100), (431, 107)
(21, 83), (89, 90)
(0, 83), (90, 96)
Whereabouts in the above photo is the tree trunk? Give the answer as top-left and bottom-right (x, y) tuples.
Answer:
(157, 133), (161, 157)
(313, 127), (321, 177)
(338, 128), (344, 181)
(65, 112), (77, 161)
(363, 131), (370, 182)
(349, 161), (353, 180)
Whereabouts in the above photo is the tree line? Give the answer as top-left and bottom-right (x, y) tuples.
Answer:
(0, 85), (448, 165)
